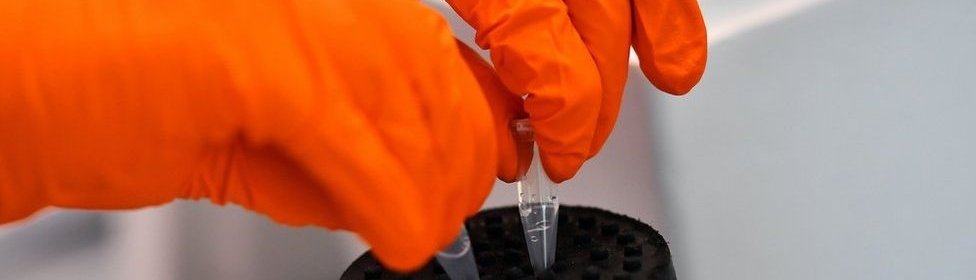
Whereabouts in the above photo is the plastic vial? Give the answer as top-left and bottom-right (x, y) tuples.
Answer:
(512, 119), (559, 274)
(436, 227), (480, 280)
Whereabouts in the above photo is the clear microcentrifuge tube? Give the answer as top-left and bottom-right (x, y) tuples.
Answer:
(512, 119), (559, 274)
(436, 227), (480, 280)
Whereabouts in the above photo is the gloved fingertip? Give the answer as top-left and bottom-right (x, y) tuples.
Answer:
(497, 164), (519, 183)
(492, 120), (519, 185)
(538, 151), (587, 183)
(0, 204), (46, 227)
(366, 223), (452, 273)
(372, 248), (434, 273)
(642, 64), (705, 96)
(631, 0), (707, 96)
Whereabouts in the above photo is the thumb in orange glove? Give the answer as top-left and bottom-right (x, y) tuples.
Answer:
(0, 0), (497, 272)
(447, 0), (708, 182)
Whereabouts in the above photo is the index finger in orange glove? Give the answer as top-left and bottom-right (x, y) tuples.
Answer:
(632, 0), (708, 95)
(562, 0), (634, 157)
(455, 41), (530, 182)
(0, 0), (496, 272)
(447, 0), (604, 182)
(564, 0), (707, 157)
(448, 0), (707, 182)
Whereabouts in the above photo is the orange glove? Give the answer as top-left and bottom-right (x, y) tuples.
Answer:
(447, 0), (708, 182)
(0, 0), (498, 271)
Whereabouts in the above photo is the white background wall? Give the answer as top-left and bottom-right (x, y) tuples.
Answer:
(658, 0), (976, 279)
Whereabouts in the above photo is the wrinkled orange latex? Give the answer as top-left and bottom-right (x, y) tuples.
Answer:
(447, 0), (707, 182)
(0, 0), (706, 272)
(0, 0), (499, 271)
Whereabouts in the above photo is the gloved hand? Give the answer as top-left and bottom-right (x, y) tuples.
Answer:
(447, 0), (708, 182)
(0, 0), (499, 271)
